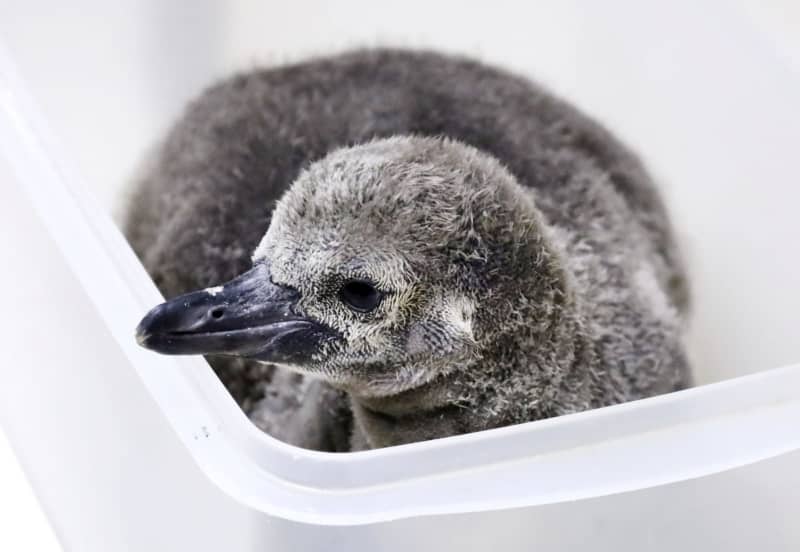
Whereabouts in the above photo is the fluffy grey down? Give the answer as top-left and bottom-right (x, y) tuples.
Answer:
(125, 49), (691, 451)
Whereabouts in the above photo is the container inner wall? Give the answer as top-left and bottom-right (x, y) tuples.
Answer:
(3, 1), (800, 535)
(2, 1), (799, 387)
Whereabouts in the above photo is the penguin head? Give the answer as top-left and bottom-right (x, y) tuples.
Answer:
(136, 136), (563, 398)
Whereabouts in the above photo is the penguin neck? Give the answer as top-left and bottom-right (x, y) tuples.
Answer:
(347, 269), (597, 450)
(347, 370), (469, 448)
(476, 303), (598, 420)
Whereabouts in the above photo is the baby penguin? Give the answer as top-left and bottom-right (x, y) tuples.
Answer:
(129, 49), (690, 451)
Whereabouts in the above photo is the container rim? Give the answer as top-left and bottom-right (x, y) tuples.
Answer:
(3, 41), (800, 525)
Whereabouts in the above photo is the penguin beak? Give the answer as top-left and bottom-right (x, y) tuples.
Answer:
(135, 263), (335, 364)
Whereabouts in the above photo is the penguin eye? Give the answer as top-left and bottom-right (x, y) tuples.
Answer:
(339, 279), (383, 313)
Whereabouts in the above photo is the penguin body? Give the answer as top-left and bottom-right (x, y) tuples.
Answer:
(128, 49), (690, 451)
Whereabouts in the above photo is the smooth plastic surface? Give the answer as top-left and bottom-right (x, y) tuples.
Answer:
(2, 1), (800, 550)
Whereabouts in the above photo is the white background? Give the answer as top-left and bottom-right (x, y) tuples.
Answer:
(0, 1), (799, 549)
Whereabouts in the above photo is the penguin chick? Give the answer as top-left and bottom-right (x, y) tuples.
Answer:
(135, 138), (691, 449)
(128, 49), (691, 450)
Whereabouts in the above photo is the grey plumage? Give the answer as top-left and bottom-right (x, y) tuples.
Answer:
(126, 48), (691, 451)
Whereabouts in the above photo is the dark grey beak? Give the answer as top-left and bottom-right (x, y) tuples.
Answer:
(135, 263), (336, 364)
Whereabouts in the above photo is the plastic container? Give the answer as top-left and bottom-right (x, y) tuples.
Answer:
(2, 3), (800, 550)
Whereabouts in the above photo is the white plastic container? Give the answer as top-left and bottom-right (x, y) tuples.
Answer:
(2, 2), (800, 550)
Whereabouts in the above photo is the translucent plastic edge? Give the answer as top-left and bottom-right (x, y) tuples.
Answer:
(2, 40), (800, 525)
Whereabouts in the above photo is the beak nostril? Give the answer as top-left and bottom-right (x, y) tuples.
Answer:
(210, 307), (225, 320)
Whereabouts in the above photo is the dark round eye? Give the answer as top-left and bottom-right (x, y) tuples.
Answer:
(339, 279), (383, 313)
